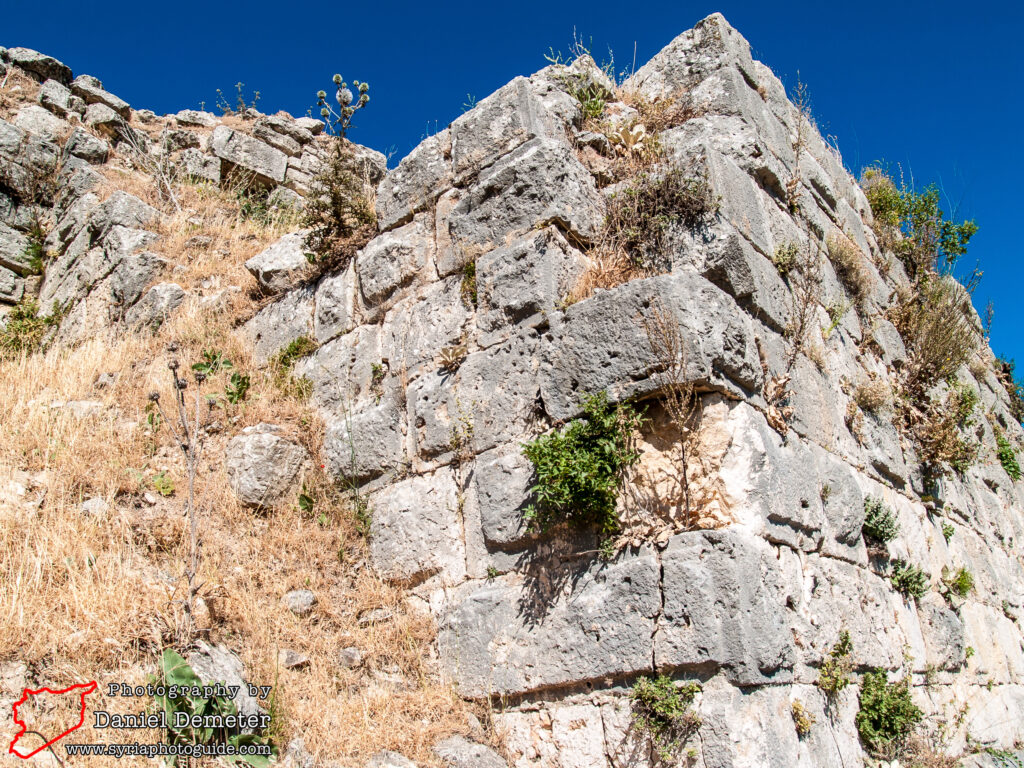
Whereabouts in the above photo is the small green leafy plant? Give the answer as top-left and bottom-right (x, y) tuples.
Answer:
(152, 471), (175, 497)
(274, 336), (318, 372)
(941, 521), (955, 543)
(817, 629), (853, 697)
(772, 242), (799, 277)
(996, 430), (1021, 481)
(460, 261), (477, 308)
(890, 559), (929, 600)
(522, 392), (643, 534)
(790, 699), (815, 738)
(192, 349), (234, 376)
(862, 497), (899, 544)
(943, 566), (974, 598)
(225, 372), (251, 405)
(630, 674), (701, 761)
(149, 648), (275, 767)
(855, 669), (922, 756)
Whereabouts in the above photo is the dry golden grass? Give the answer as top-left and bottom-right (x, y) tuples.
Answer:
(0, 152), (479, 764)
(0, 67), (41, 121)
(854, 377), (892, 413)
(826, 232), (872, 308)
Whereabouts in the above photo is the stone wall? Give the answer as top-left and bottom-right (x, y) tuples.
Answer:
(4, 14), (1023, 767)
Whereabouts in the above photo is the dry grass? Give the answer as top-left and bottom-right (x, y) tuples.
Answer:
(826, 232), (872, 307)
(0, 141), (478, 763)
(854, 377), (891, 413)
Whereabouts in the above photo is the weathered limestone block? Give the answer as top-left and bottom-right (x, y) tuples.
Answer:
(448, 138), (604, 255)
(313, 262), (356, 343)
(65, 128), (109, 164)
(540, 271), (761, 422)
(813, 444), (868, 563)
(177, 148), (220, 184)
(174, 109), (218, 128)
(245, 231), (312, 294)
(253, 121), (303, 157)
(243, 285), (314, 363)
(299, 324), (381, 415)
(0, 223), (32, 275)
(472, 446), (535, 548)
(380, 276), (469, 372)
(438, 546), (661, 698)
(210, 125), (288, 186)
(433, 735), (508, 768)
(225, 423), (308, 508)
(84, 103), (124, 138)
(108, 250), (168, 309)
(369, 467), (465, 586)
(376, 129), (452, 232)
(125, 282), (185, 328)
(476, 227), (588, 334)
(87, 190), (160, 241)
(70, 74), (131, 118)
(37, 79), (80, 118)
(450, 76), (575, 181)
(0, 119), (60, 201)
(7, 47), (72, 84)
(656, 530), (795, 685)
(356, 213), (433, 305)
(0, 265), (24, 303)
(700, 230), (791, 333)
(323, 392), (405, 485)
(408, 330), (540, 460)
(917, 592), (966, 671)
(13, 105), (69, 143)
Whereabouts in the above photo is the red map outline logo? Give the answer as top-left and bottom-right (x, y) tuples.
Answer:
(8, 681), (98, 759)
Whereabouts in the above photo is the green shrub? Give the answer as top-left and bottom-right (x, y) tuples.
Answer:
(917, 382), (980, 476)
(862, 497), (899, 544)
(996, 430), (1021, 481)
(0, 298), (66, 360)
(24, 219), (46, 275)
(603, 168), (718, 270)
(994, 357), (1024, 425)
(943, 566), (974, 597)
(790, 699), (815, 738)
(630, 674), (701, 760)
(225, 372), (251, 404)
(460, 261), (477, 308)
(890, 559), (930, 600)
(861, 167), (977, 277)
(149, 648), (274, 767)
(302, 138), (377, 269)
(855, 669), (922, 756)
(522, 392), (643, 534)
(816, 630), (854, 696)
(772, 242), (799, 277)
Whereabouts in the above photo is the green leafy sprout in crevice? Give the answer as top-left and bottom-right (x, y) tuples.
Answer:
(629, 674), (702, 761)
(855, 669), (923, 757)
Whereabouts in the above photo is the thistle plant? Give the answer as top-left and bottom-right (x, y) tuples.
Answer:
(147, 344), (210, 639)
(316, 73), (370, 138)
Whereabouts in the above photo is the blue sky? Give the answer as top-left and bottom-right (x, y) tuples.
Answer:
(4, 1), (1022, 368)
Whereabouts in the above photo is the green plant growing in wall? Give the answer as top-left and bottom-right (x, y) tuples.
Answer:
(630, 674), (701, 761)
(855, 669), (923, 757)
(521, 391), (643, 535)
(942, 566), (974, 598)
(862, 497), (899, 544)
(816, 629), (854, 697)
(941, 521), (955, 543)
(995, 429), (1021, 481)
(890, 559), (930, 600)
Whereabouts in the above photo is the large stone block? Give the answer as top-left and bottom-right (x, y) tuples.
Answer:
(655, 530), (795, 685)
(408, 330), (540, 460)
(299, 324), (382, 416)
(323, 392), (406, 485)
(472, 446), (535, 548)
(7, 47), (72, 84)
(356, 213), (433, 305)
(380, 276), (469, 372)
(70, 74), (131, 118)
(376, 129), (452, 232)
(450, 76), (574, 181)
(475, 227), (587, 334)
(540, 271), (762, 422)
(244, 231), (313, 294)
(369, 467), (465, 586)
(447, 137), (604, 253)
(313, 262), (356, 343)
(701, 230), (791, 333)
(438, 546), (661, 698)
(243, 285), (314, 363)
(210, 125), (288, 186)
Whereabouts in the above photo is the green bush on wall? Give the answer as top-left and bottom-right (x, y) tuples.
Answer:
(522, 391), (644, 535)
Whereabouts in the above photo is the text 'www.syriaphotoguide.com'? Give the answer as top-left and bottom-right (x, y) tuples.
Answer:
(64, 742), (273, 758)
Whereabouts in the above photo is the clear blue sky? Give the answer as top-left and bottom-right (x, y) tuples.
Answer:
(4, 1), (1021, 368)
